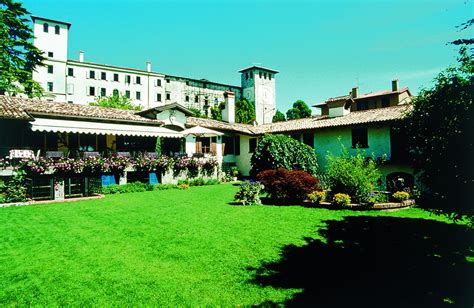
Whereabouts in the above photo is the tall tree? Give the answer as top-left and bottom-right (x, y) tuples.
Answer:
(0, 0), (45, 97)
(235, 99), (255, 124)
(402, 46), (473, 222)
(272, 110), (286, 122)
(89, 89), (143, 111)
(286, 100), (312, 120)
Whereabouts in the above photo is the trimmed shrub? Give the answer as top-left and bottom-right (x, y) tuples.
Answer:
(308, 190), (326, 204)
(332, 193), (351, 207)
(256, 168), (320, 203)
(250, 134), (318, 177)
(392, 191), (410, 202)
(234, 181), (264, 205)
(326, 146), (381, 204)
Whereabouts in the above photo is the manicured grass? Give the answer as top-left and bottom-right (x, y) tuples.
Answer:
(0, 184), (469, 305)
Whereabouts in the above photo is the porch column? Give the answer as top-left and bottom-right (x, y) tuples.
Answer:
(185, 135), (196, 157)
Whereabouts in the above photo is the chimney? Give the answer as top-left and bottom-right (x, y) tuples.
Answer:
(222, 91), (235, 123)
(79, 51), (84, 63)
(146, 61), (151, 72)
(392, 79), (399, 92)
(351, 87), (358, 98)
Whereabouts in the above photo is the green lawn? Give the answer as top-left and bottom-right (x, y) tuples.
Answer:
(0, 184), (472, 306)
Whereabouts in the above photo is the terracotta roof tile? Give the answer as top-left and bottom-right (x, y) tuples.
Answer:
(187, 105), (411, 135)
(0, 96), (163, 125)
(186, 117), (258, 135)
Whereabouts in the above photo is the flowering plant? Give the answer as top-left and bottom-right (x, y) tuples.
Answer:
(234, 180), (264, 205)
(108, 155), (131, 176)
(134, 155), (157, 172)
(173, 156), (190, 175)
(308, 190), (326, 204)
(332, 193), (351, 207)
(83, 156), (107, 175)
(17, 157), (50, 176)
(392, 191), (410, 202)
(155, 155), (174, 173)
(202, 157), (219, 176)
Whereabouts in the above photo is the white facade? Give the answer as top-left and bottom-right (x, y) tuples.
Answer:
(241, 67), (278, 125)
(31, 16), (278, 122)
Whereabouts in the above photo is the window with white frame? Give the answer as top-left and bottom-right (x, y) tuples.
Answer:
(67, 83), (74, 95)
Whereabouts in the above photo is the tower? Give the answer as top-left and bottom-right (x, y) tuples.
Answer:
(240, 66), (278, 125)
(31, 16), (71, 101)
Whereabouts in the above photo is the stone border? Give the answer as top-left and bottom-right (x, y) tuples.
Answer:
(318, 199), (415, 210)
(0, 194), (105, 208)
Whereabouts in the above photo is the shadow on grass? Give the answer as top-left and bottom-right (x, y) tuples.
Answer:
(249, 216), (474, 307)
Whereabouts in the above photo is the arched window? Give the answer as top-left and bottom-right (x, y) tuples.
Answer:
(43, 23), (49, 33)
(55, 25), (60, 35)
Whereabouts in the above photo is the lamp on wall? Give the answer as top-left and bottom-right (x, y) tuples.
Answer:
(169, 110), (177, 124)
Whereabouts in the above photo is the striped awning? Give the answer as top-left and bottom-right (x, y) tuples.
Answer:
(30, 117), (183, 138)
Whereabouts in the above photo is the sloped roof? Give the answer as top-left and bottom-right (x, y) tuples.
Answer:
(314, 87), (411, 107)
(186, 117), (258, 135)
(186, 105), (411, 135)
(256, 105), (411, 134)
(138, 102), (195, 117)
(0, 96), (163, 125)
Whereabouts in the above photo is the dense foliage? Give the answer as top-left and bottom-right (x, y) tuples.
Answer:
(272, 110), (286, 122)
(2, 170), (27, 203)
(402, 47), (473, 221)
(250, 134), (318, 177)
(256, 168), (320, 203)
(235, 99), (255, 124)
(326, 146), (381, 204)
(0, 0), (45, 97)
(286, 100), (312, 120)
(210, 102), (225, 120)
(89, 89), (143, 111)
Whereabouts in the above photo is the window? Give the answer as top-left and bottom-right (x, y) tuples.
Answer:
(382, 97), (390, 108)
(156, 93), (162, 102)
(185, 95), (189, 102)
(101, 72), (106, 80)
(156, 79), (161, 87)
(136, 91), (141, 100)
(47, 65), (53, 74)
(235, 136), (240, 155)
(195, 95), (199, 103)
(250, 72), (253, 78)
(67, 68), (74, 76)
(303, 133), (314, 148)
(125, 75), (131, 84)
(166, 93), (171, 100)
(269, 74), (272, 80)
(47, 51), (53, 57)
(113, 73), (119, 82)
(54, 25), (60, 35)
(357, 101), (368, 111)
(352, 127), (368, 148)
(245, 73), (249, 80)
(135, 76), (141, 84)
(67, 101), (73, 104)
(47, 82), (53, 92)
(43, 23), (49, 32)
(100, 88), (106, 97)
(264, 73), (267, 79)
(89, 70), (95, 79)
(67, 83), (74, 95)
(125, 90), (130, 98)
(249, 138), (257, 153)
(223, 136), (235, 155)
(259, 72), (262, 78)
(88, 86), (95, 96)
(166, 79), (170, 83)
(185, 81), (189, 86)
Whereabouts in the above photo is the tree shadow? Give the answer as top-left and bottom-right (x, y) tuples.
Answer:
(250, 216), (474, 307)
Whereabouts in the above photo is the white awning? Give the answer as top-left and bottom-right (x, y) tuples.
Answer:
(30, 117), (183, 138)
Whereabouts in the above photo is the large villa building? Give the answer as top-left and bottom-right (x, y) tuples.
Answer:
(30, 16), (277, 125)
(0, 15), (414, 188)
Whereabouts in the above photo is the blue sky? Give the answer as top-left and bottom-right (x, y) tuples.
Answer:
(23, 0), (473, 112)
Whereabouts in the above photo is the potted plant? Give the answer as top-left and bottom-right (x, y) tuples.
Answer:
(231, 166), (239, 181)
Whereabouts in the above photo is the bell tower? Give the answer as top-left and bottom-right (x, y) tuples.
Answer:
(240, 66), (278, 125)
